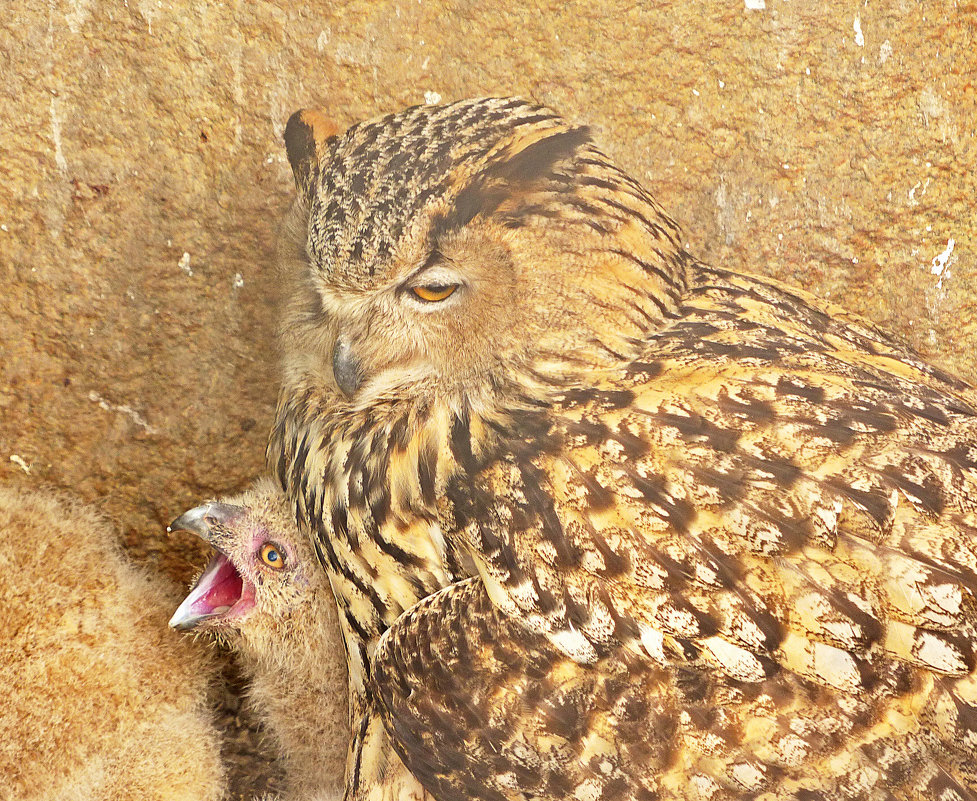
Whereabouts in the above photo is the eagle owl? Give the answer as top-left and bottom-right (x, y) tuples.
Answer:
(268, 98), (977, 801)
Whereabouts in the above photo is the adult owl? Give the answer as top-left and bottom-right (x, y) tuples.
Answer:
(268, 98), (977, 801)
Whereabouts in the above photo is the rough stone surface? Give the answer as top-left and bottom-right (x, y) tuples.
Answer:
(1, 0), (974, 794)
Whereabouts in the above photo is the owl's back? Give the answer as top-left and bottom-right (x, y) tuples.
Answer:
(436, 260), (977, 798)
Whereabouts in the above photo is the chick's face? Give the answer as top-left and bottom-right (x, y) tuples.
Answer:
(168, 492), (322, 640)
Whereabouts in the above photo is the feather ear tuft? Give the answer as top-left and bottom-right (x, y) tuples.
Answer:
(284, 108), (339, 200)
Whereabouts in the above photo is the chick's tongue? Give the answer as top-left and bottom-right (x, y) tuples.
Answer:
(168, 551), (243, 631)
(197, 552), (244, 609)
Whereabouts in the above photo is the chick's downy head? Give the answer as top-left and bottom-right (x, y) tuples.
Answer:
(168, 479), (327, 652)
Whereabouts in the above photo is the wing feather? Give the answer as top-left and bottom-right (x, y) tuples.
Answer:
(436, 266), (977, 794)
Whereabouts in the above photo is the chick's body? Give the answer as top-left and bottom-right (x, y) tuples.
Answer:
(0, 487), (226, 801)
(169, 479), (349, 801)
(269, 98), (977, 801)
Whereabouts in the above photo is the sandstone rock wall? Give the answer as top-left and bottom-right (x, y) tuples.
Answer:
(1, 0), (974, 580)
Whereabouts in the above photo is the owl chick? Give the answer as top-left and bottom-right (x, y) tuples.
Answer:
(269, 98), (977, 800)
(168, 478), (349, 801)
(0, 486), (226, 801)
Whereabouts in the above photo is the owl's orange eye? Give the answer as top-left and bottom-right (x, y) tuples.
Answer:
(410, 283), (458, 303)
(258, 542), (286, 570)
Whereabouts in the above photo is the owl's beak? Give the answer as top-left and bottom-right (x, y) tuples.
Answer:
(332, 336), (363, 397)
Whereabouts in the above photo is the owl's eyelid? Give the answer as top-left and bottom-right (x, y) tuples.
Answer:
(408, 271), (463, 290)
(402, 249), (462, 288)
(403, 280), (464, 308)
(400, 260), (466, 298)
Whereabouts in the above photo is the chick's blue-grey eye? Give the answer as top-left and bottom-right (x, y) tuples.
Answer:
(259, 542), (286, 570)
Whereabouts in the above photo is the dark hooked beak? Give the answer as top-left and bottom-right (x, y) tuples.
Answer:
(332, 335), (363, 397)
(168, 502), (246, 542)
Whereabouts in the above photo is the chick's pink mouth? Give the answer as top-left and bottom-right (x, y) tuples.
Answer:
(169, 550), (255, 631)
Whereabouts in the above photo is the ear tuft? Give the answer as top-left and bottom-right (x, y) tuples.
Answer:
(284, 108), (339, 199)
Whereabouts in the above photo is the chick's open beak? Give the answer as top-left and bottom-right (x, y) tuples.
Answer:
(168, 502), (255, 631)
(169, 550), (249, 630)
(167, 502), (245, 540)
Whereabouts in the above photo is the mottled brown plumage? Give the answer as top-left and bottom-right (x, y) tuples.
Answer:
(269, 97), (977, 801)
